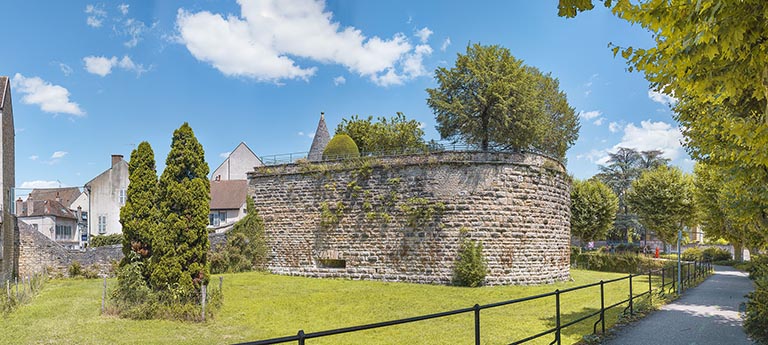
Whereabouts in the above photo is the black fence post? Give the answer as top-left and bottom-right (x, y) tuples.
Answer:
(628, 275), (634, 315)
(298, 330), (305, 345)
(661, 267), (666, 295)
(474, 304), (481, 345)
(600, 281), (606, 334)
(648, 270), (652, 305)
(555, 289), (561, 345)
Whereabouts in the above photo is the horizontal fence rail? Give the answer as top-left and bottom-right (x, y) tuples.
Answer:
(236, 261), (713, 345)
(257, 141), (560, 166)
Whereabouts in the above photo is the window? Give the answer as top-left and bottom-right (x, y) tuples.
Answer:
(55, 225), (73, 240)
(81, 211), (88, 221)
(98, 215), (107, 234)
(119, 189), (127, 206)
(208, 211), (227, 226)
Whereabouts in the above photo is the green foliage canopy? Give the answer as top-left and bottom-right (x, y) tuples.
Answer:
(571, 179), (619, 243)
(119, 141), (158, 277)
(335, 112), (426, 154)
(426, 43), (579, 160)
(151, 123), (211, 298)
(559, 0), (768, 243)
(625, 166), (696, 244)
(322, 134), (360, 160)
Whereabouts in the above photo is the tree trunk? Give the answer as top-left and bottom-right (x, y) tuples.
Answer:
(733, 242), (744, 262)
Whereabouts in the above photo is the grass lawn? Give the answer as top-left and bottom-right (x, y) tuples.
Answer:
(0, 269), (663, 345)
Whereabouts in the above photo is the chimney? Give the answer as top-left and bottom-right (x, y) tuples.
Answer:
(15, 197), (23, 216)
(111, 154), (124, 166)
(55, 191), (61, 203)
(27, 198), (34, 216)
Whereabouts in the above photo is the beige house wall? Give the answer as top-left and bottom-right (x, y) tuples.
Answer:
(212, 142), (263, 181)
(86, 157), (128, 237)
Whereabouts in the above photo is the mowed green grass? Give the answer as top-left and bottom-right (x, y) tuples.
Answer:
(0, 270), (659, 345)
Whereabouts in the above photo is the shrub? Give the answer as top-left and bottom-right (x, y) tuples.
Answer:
(570, 246), (581, 264)
(322, 134), (360, 160)
(744, 255), (768, 344)
(572, 253), (664, 274)
(702, 247), (731, 262)
(91, 234), (123, 247)
(68, 261), (82, 277)
(209, 198), (268, 274)
(682, 247), (703, 261)
(452, 240), (487, 287)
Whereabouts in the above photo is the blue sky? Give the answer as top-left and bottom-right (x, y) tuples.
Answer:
(1, 0), (689, 191)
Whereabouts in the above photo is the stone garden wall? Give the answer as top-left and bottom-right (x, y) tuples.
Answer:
(248, 151), (572, 285)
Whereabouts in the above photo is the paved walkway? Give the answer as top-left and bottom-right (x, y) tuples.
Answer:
(604, 265), (755, 345)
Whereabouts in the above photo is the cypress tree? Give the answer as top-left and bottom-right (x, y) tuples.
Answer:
(119, 142), (158, 280)
(150, 123), (211, 298)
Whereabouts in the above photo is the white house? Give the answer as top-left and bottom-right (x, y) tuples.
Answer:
(212, 142), (262, 181)
(208, 179), (248, 232)
(84, 155), (128, 238)
(17, 198), (79, 249)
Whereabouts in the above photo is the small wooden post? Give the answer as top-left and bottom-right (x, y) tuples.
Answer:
(219, 276), (223, 293)
(201, 285), (207, 322)
(15, 277), (18, 300)
(6, 280), (9, 299)
(101, 277), (107, 314)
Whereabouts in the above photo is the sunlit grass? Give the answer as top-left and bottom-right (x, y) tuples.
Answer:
(0, 269), (676, 345)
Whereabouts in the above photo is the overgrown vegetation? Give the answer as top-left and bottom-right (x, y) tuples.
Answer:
(744, 255), (768, 344)
(572, 253), (670, 274)
(0, 271), (47, 315)
(681, 247), (732, 262)
(399, 197), (445, 229)
(452, 236), (487, 287)
(335, 112), (427, 155)
(90, 234), (123, 247)
(210, 198), (268, 274)
(68, 261), (99, 279)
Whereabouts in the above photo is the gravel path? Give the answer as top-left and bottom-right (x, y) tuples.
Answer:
(603, 265), (755, 345)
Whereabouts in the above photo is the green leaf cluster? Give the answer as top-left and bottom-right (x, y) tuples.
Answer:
(150, 123), (211, 299)
(625, 166), (695, 245)
(322, 134), (360, 160)
(426, 43), (579, 160)
(570, 179), (619, 243)
(335, 112), (427, 155)
(119, 141), (158, 280)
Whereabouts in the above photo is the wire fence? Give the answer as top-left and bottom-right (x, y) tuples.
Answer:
(236, 261), (712, 345)
(258, 141), (559, 166)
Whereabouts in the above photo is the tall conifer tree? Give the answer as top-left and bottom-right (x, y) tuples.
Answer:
(119, 142), (158, 280)
(150, 123), (211, 297)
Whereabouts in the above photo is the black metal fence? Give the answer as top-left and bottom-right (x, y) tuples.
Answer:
(236, 261), (713, 345)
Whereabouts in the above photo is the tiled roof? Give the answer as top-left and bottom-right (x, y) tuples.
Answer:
(210, 179), (247, 210)
(20, 199), (77, 219)
(29, 187), (82, 208)
(308, 113), (331, 161)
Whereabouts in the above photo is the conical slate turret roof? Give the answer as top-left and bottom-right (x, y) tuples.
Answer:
(307, 112), (331, 161)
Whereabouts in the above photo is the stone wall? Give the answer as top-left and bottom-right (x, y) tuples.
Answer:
(248, 151), (571, 285)
(17, 222), (122, 278)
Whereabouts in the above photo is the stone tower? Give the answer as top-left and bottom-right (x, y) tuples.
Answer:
(307, 112), (331, 162)
(0, 76), (17, 281)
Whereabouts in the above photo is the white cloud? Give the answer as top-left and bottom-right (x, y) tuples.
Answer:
(440, 37), (451, 52)
(608, 122), (621, 133)
(118, 3), (129, 15)
(83, 55), (146, 76)
(11, 74), (85, 116)
(593, 117), (604, 126)
(333, 76), (346, 86)
(51, 151), (68, 159)
(59, 63), (73, 76)
(648, 89), (678, 107)
(122, 18), (153, 48)
(415, 27), (433, 43)
(21, 180), (63, 189)
(297, 131), (305, 136)
(85, 4), (106, 28)
(579, 110), (601, 120)
(219, 151), (231, 159)
(29, 155), (39, 161)
(613, 120), (684, 160)
(175, 0), (431, 86)
(576, 149), (608, 164)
